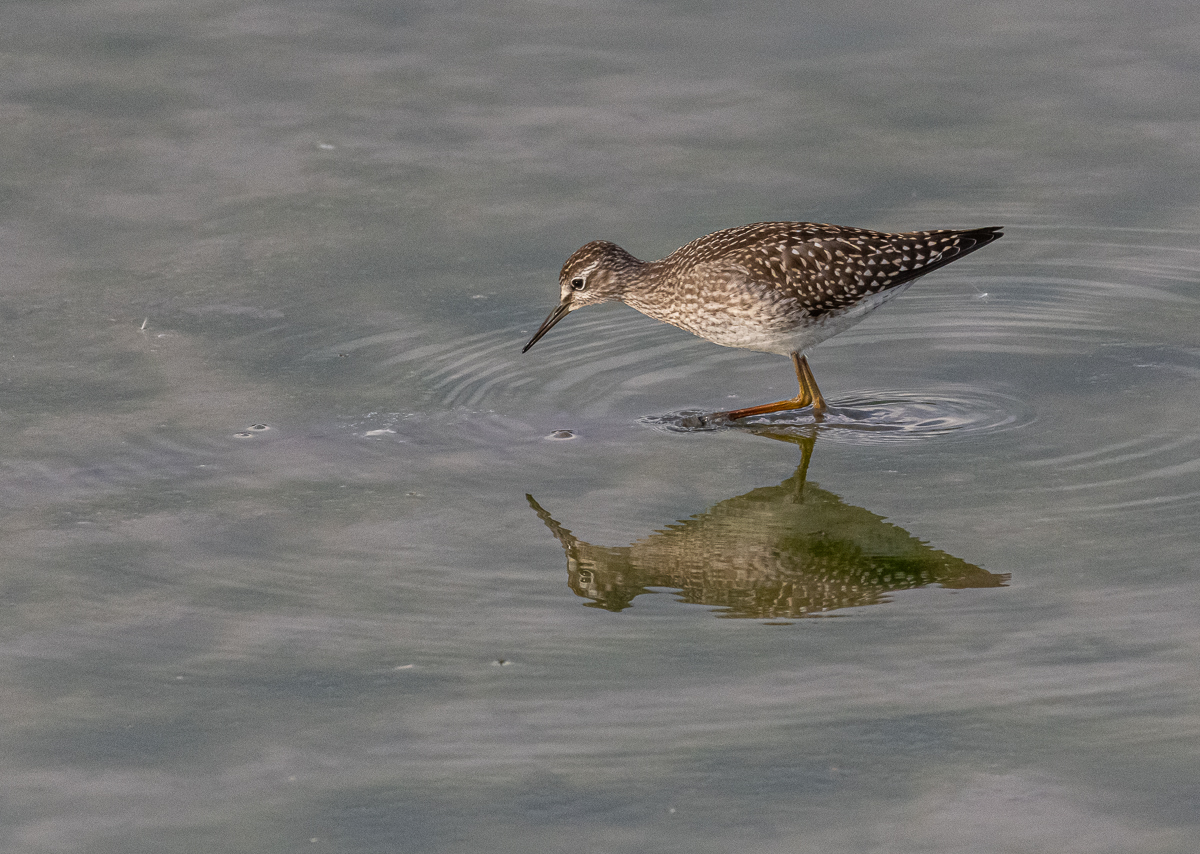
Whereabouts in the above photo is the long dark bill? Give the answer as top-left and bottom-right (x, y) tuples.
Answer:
(522, 300), (572, 353)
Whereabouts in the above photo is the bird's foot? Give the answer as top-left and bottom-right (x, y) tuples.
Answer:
(724, 395), (824, 422)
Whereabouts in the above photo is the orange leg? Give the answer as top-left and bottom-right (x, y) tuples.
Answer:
(726, 353), (828, 421)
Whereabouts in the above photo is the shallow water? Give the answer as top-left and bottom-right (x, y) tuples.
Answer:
(2, 2), (1199, 852)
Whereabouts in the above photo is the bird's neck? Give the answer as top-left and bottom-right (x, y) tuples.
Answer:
(620, 258), (680, 321)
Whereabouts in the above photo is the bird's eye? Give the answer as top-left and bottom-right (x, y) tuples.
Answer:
(571, 277), (586, 291)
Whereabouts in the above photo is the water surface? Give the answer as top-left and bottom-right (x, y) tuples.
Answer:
(2, 2), (1199, 852)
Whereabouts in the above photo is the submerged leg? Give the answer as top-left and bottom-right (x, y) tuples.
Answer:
(726, 353), (828, 421)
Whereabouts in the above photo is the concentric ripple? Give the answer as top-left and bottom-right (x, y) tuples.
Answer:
(1010, 340), (1200, 522)
(317, 309), (726, 417)
(642, 387), (1035, 444)
(318, 221), (1199, 523)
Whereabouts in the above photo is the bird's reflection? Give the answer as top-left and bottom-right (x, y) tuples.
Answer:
(528, 431), (1008, 619)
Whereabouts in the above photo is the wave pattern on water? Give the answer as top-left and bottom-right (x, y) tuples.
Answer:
(642, 387), (1035, 444)
(322, 223), (1199, 522)
(323, 310), (741, 418)
(1016, 418), (1200, 521)
(0, 429), (236, 511)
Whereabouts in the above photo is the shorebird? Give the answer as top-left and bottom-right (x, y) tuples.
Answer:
(523, 221), (1003, 419)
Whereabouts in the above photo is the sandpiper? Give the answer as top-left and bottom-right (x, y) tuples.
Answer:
(523, 221), (1003, 419)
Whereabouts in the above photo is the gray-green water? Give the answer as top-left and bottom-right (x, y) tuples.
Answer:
(3, 2), (1199, 852)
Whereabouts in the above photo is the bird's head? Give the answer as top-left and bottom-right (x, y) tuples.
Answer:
(522, 241), (644, 353)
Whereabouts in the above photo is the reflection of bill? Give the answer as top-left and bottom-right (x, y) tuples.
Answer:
(528, 434), (1007, 619)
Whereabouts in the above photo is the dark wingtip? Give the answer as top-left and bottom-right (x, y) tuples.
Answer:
(962, 225), (1004, 250)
